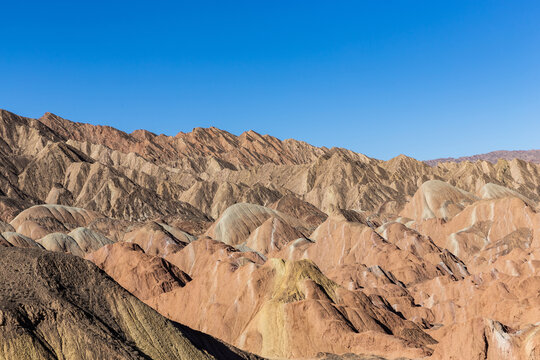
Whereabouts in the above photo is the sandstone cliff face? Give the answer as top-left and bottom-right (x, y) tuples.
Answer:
(2, 108), (540, 359)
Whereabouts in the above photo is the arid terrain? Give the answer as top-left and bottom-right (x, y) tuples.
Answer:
(1, 108), (540, 359)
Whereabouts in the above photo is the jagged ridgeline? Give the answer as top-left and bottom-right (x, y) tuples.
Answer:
(1, 108), (540, 359)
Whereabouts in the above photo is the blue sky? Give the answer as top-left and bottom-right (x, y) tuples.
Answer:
(1, 1), (539, 160)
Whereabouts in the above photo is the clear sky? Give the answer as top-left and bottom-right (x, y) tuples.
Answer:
(1, 1), (539, 160)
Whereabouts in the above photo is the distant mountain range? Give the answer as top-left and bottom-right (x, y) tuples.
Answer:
(425, 149), (540, 166)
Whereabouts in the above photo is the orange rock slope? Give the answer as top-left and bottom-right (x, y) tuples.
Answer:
(2, 108), (540, 359)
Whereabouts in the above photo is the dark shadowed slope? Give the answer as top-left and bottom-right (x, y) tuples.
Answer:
(0, 247), (262, 360)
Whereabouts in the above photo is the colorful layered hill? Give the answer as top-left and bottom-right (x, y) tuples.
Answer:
(1, 108), (540, 359)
